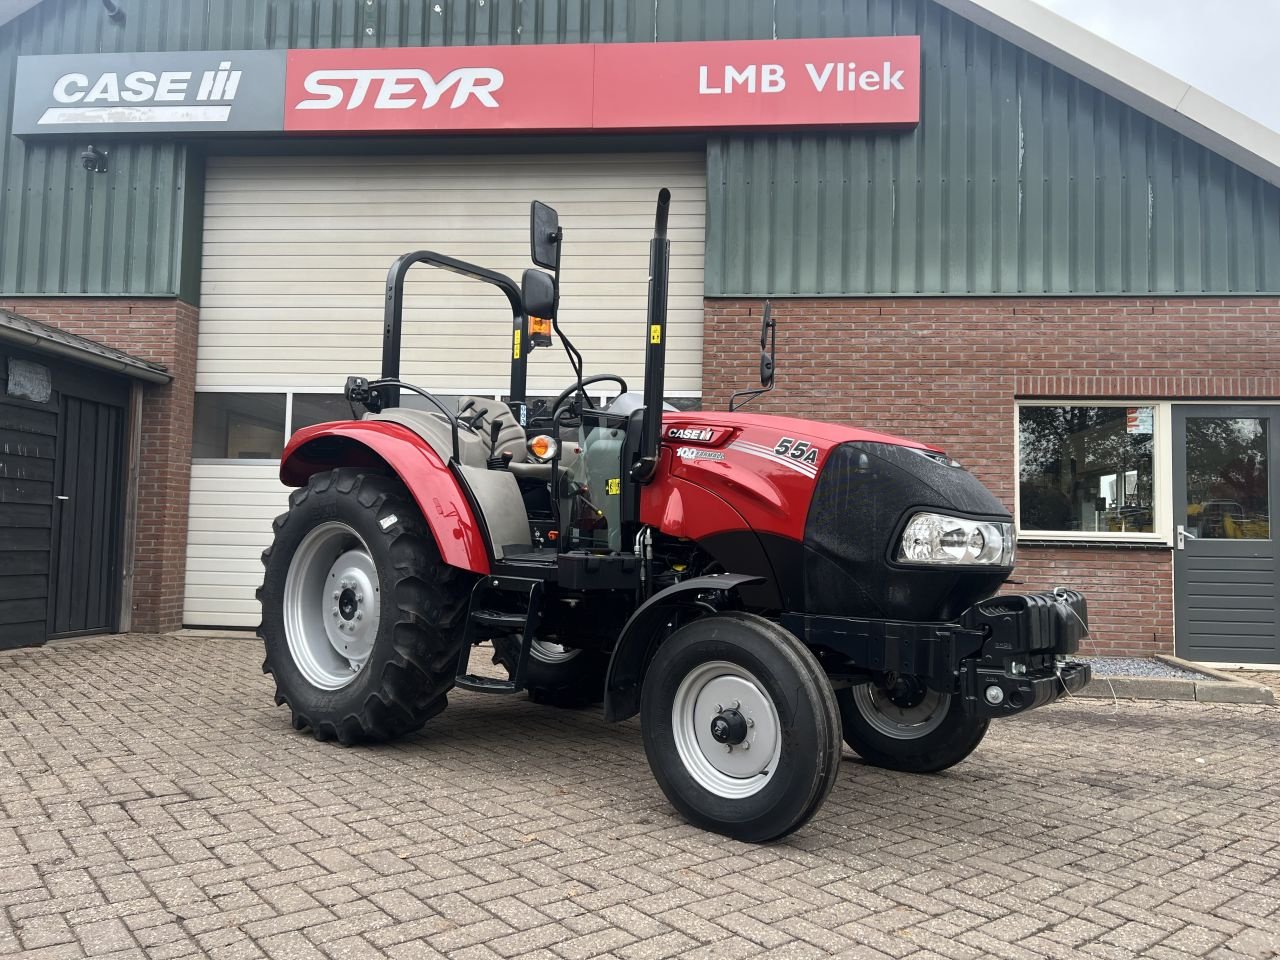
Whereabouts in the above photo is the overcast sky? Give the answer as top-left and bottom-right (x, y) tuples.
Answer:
(1031, 0), (1280, 133)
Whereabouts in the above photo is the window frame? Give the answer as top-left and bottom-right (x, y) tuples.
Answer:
(1014, 399), (1173, 545)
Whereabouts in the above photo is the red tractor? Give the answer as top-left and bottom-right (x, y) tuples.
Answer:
(260, 190), (1090, 842)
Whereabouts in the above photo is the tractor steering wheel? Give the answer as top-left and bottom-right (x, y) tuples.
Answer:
(548, 374), (629, 427)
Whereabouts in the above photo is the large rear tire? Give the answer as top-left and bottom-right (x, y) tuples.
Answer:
(836, 678), (989, 773)
(640, 612), (842, 843)
(258, 469), (473, 744)
(491, 637), (607, 708)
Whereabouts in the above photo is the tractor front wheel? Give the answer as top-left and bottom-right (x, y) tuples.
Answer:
(258, 469), (472, 744)
(640, 612), (842, 843)
(836, 678), (988, 773)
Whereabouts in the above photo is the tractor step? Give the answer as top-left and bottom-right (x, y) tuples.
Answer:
(456, 576), (543, 694)
(470, 609), (528, 630)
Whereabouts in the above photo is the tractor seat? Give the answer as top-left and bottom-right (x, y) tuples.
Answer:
(364, 396), (526, 469)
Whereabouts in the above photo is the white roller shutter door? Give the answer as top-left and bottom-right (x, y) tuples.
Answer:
(185, 152), (706, 626)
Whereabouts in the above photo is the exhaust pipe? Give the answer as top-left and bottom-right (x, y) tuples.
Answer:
(631, 188), (671, 483)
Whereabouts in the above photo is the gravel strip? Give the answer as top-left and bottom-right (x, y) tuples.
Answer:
(1082, 656), (1206, 679)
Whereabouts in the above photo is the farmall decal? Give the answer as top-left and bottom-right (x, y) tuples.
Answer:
(12, 51), (285, 134)
(13, 37), (919, 138)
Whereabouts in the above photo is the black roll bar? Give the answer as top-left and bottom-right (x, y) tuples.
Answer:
(630, 188), (671, 483)
(381, 251), (527, 408)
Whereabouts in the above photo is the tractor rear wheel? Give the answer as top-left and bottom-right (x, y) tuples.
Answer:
(258, 469), (473, 744)
(640, 612), (842, 843)
(836, 678), (988, 773)
(491, 637), (607, 708)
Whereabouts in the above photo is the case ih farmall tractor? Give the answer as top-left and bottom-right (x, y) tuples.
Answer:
(259, 190), (1091, 842)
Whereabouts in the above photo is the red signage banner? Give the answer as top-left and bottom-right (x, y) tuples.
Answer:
(284, 36), (920, 134)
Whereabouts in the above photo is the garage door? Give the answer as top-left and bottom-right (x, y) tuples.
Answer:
(185, 152), (706, 627)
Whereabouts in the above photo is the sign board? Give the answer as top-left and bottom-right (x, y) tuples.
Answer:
(13, 36), (920, 137)
(1126, 407), (1154, 435)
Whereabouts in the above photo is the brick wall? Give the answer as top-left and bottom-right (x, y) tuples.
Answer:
(704, 297), (1280, 657)
(0, 298), (197, 633)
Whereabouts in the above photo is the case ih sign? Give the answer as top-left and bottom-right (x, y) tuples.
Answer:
(12, 36), (920, 136)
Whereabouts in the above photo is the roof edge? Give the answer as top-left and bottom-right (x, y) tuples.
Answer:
(933, 0), (1280, 189)
(0, 311), (172, 384)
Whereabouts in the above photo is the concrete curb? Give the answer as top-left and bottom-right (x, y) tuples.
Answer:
(1077, 674), (1274, 704)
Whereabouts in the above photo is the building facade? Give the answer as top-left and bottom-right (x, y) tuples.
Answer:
(2, 0), (1279, 663)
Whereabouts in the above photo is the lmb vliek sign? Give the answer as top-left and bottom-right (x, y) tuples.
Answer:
(11, 36), (920, 137)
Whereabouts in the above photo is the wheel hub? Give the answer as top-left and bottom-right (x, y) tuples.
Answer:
(282, 522), (381, 691)
(709, 707), (748, 745)
(671, 663), (782, 798)
(852, 680), (950, 740)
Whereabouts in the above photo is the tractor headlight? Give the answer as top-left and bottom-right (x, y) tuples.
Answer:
(898, 513), (1015, 566)
(526, 434), (559, 463)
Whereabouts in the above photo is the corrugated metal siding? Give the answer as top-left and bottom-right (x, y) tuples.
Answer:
(3, 0), (1279, 298)
(707, 0), (1280, 296)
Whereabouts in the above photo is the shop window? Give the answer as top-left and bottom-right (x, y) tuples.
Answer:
(1018, 405), (1156, 534)
(1184, 417), (1269, 540)
(193, 393), (286, 460)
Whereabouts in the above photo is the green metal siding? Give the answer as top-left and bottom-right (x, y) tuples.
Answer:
(708, 0), (1280, 296)
(1, 0), (1278, 299)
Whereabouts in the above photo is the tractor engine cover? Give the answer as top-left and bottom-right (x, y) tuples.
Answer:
(803, 441), (1011, 622)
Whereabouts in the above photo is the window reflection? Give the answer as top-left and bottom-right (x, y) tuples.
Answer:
(1184, 418), (1269, 540)
(1019, 406), (1155, 533)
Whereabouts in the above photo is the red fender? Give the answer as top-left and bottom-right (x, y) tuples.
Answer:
(280, 420), (491, 575)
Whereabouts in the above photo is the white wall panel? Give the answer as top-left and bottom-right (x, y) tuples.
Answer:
(198, 153), (706, 395)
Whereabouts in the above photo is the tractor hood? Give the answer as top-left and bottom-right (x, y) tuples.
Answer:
(651, 411), (1012, 622)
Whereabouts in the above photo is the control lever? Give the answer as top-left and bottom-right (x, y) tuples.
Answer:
(486, 419), (510, 470)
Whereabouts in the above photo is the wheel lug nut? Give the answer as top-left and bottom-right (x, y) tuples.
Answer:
(746, 717), (754, 727)
(331, 607), (339, 617)
(332, 591), (340, 600)
(724, 744), (732, 753)
(355, 612), (363, 621)
(742, 741), (750, 750)
(714, 704), (723, 713)
(356, 593), (364, 603)
(730, 700), (740, 710)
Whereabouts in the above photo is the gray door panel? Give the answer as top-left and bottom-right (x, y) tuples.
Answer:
(1173, 405), (1279, 664)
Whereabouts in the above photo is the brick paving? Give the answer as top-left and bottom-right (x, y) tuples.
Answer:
(0, 634), (1277, 960)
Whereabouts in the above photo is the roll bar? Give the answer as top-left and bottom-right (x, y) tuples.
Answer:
(380, 251), (527, 408)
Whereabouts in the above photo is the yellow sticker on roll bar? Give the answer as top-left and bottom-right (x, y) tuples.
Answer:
(512, 329), (521, 359)
(650, 325), (662, 344)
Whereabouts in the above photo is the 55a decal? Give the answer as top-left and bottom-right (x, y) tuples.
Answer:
(773, 437), (819, 465)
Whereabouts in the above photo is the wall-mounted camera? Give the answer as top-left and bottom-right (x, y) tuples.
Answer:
(101, 0), (125, 23)
(80, 145), (108, 174)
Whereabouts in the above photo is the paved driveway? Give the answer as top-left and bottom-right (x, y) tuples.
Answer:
(0, 634), (1277, 960)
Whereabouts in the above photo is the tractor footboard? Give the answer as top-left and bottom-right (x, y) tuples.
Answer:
(782, 589), (1092, 719)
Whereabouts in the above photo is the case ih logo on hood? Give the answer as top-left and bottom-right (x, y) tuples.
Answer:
(668, 427), (715, 443)
(295, 68), (504, 111)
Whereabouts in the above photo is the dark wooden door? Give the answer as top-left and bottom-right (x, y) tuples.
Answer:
(47, 394), (126, 639)
(0, 397), (58, 648)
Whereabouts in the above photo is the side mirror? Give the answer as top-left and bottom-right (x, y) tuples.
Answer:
(729, 300), (777, 412)
(522, 268), (557, 320)
(530, 200), (560, 270)
(758, 301), (776, 387)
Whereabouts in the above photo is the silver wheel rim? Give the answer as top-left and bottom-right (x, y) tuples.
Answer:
(670, 661), (782, 799)
(529, 639), (580, 665)
(851, 684), (950, 740)
(283, 521), (381, 691)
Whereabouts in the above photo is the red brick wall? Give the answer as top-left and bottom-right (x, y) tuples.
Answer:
(0, 298), (197, 633)
(704, 297), (1280, 657)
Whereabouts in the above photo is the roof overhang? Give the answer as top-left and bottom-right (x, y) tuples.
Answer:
(0, 0), (43, 29)
(0, 310), (172, 384)
(936, 0), (1280, 189)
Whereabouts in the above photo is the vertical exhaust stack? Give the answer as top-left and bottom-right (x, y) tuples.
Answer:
(631, 188), (672, 483)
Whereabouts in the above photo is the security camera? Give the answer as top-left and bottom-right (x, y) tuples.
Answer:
(101, 0), (125, 23)
(80, 145), (108, 174)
